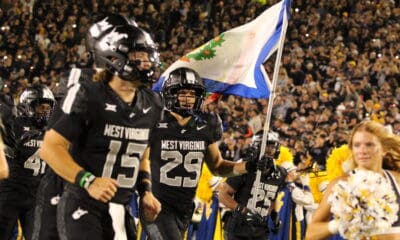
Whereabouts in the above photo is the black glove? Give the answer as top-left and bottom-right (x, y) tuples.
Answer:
(245, 210), (265, 226)
(235, 204), (247, 215)
(245, 160), (257, 172)
(270, 210), (281, 233)
(256, 156), (271, 171)
(245, 156), (273, 172)
(235, 205), (265, 227)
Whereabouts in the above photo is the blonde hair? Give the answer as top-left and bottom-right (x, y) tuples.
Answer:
(349, 120), (400, 171)
(93, 69), (113, 83)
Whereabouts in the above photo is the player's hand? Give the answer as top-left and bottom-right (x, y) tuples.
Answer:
(245, 156), (271, 172)
(235, 205), (265, 227)
(245, 210), (265, 226)
(87, 177), (119, 203)
(270, 210), (281, 233)
(141, 191), (161, 222)
(256, 156), (270, 171)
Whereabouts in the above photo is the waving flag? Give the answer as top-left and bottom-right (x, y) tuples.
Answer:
(153, 0), (291, 98)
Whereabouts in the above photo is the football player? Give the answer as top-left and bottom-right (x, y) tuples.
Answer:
(0, 84), (55, 239)
(218, 131), (288, 240)
(141, 67), (261, 240)
(0, 91), (15, 180)
(32, 14), (139, 240)
(39, 23), (163, 239)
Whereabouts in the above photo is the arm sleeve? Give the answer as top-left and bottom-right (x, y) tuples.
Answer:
(51, 114), (86, 143)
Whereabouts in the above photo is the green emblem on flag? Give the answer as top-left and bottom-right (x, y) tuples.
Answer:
(186, 34), (225, 61)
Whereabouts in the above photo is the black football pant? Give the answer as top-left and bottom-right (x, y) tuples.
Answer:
(141, 206), (191, 240)
(226, 232), (268, 240)
(0, 198), (34, 240)
(57, 185), (114, 240)
(32, 169), (64, 240)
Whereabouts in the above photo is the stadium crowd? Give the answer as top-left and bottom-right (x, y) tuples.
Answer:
(0, 0), (400, 170)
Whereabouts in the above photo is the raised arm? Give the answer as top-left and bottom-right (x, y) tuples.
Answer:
(218, 181), (240, 210)
(205, 142), (250, 177)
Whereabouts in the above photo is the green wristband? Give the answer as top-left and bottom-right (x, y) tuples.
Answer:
(75, 170), (96, 189)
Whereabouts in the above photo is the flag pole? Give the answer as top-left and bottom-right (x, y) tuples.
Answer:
(249, 0), (290, 210)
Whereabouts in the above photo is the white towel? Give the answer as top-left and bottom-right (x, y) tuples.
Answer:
(108, 202), (127, 240)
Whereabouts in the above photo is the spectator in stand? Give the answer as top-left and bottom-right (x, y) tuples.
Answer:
(230, 106), (252, 139)
(247, 107), (263, 135)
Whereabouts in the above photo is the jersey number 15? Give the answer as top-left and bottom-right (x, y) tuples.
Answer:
(102, 140), (147, 188)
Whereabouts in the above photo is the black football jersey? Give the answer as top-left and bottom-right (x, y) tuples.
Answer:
(226, 166), (287, 217)
(52, 80), (163, 204)
(54, 68), (96, 100)
(0, 125), (45, 201)
(48, 68), (96, 128)
(0, 92), (17, 155)
(149, 110), (222, 215)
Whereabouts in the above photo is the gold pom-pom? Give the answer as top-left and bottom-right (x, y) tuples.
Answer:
(308, 171), (328, 203)
(275, 146), (294, 166)
(326, 144), (352, 181)
(195, 164), (214, 203)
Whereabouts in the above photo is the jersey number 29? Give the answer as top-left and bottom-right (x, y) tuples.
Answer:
(160, 150), (203, 188)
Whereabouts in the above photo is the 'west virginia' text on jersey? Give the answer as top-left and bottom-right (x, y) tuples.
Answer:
(0, 122), (45, 201)
(149, 111), (222, 216)
(53, 80), (163, 204)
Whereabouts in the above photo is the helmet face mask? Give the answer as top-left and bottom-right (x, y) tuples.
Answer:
(162, 68), (205, 117)
(93, 25), (159, 83)
(19, 85), (55, 128)
(250, 131), (281, 160)
(176, 89), (197, 110)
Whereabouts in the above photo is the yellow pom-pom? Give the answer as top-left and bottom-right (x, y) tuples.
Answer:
(308, 171), (329, 203)
(195, 164), (214, 203)
(326, 144), (352, 181)
(275, 146), (294, 166)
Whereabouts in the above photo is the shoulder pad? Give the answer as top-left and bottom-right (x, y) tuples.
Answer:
(61, 81), (91, 114)
(140, 87), (164, 110)
(196, 112), (223, 141)
(55, 68), (95, 100)
(17, 129), (42, 146)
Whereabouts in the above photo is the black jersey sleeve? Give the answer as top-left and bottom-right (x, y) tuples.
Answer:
(208, 112), (223, 143)
(51, 114), (86, 143)
(226, 174), (247, 192)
